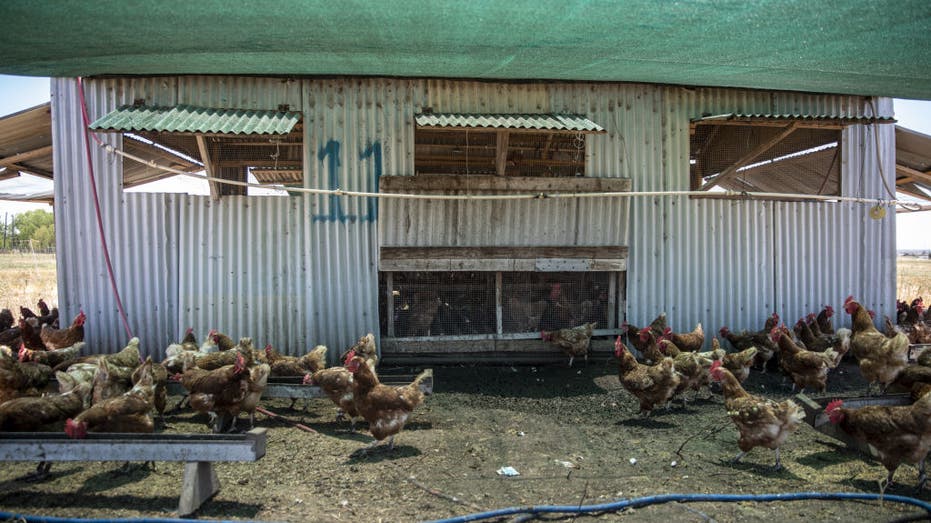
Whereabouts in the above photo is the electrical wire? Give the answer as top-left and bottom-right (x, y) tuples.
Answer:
(76, 77), (134, 340)
(425, 491), (931, 523)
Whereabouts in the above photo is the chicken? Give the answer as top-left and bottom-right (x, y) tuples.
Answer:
(845, 296), (910, 393)
(339, 333), (379, 370)
(65, 359), (157, 438)
(19, 318), (45, 350)
(0, 380), (91, 431)
(661, 323), (704, 352)
(210, 330), (237, 352)
(889, 364), (931, 395)
(709, 360), (804, 469)
(541, 322), (596, 367)
(18, 341), (84, 368)
(237, 362), (270, 430)
(0, 349), (53, 403)
(719, 313), (779, 370)
(304, 366), (361, 429)
(0, 322), (20, 347)
(636, 327), (665, 363)
(346, 351), (430, 451)
(0, 308), (14, 331)
(825, 394), (931, 495)
(794, 315), (843, 353)
(132, 357), (169, 415)
(771, 325), (837, 393)
(620, 313), (668, 355)
(40, 310), (86, 350)
(722, 345), (759, 384)
(816, 305), (835, 335)
(268, 344), (328, 376)
(91, 356), (136, 405)
(194, 337), (255, 371)
(613, 336), (680, 415)
(178, 352), (251, 433)
(657, 337), (713, 403)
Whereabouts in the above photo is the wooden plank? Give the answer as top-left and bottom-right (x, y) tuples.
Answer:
(4, 163), (53, 179)
(381, 245), (629, 260)
(700, 122), (799, 191)
(381, 335), (617, 354)
(0, 428), (266, 462)
(896, 164), (931, 186)
(380, 174), (631, 193)
(196, 135), (220, 200)
(496, 130), (510, 176)
(0, 144), (53, 168)
(379, 254), (627, 272)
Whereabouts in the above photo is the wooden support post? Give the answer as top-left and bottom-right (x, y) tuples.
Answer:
(196, 135), (220, 200)
(386, 272), (395, 338)
(495, 271), (503, 335)
(607, 272), (618, 330)
(495, 130), (510, 176)
(179, 461), (220, 516)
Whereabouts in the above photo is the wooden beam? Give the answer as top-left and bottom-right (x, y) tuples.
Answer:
(895, 185), (931, 202)
(0, 145), (53, 168)
(196, 135), (220, 199)
(495, 130), (510, 176)
(380, 174), (631, 193)
(0, 170), (21, 182)
(700, 122), (799, 191)
(4, 163), (53, 179)
(896, 164), (931, 186)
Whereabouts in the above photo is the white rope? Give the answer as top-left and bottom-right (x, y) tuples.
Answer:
(99, 141), (902, 207)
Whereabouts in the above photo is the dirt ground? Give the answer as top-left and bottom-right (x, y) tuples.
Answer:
(1, 357), (929, 523)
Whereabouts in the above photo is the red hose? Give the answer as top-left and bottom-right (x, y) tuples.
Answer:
(76, 77), (133, 340)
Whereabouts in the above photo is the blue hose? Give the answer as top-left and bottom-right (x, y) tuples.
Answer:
(0, 513), (240, 523)
(425, 491), (931, 523)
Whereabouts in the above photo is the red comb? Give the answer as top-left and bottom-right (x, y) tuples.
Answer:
(710, 360), (722, 372)
(343, 349), (356, 365)
(844, 295), (854, 305)
(825, 399), (843, 413)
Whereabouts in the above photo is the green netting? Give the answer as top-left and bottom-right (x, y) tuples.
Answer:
(1, 1), (930, 99)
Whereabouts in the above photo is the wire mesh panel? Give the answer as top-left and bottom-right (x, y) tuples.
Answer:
(414, 129), (586, 177)
(690, 123), (841, 194)
(502, 272), (611, 333)
(381, 271), (497, 337)
(379, 270), (616, 339)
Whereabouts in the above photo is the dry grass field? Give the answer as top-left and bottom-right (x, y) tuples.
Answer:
(0, 252), (57, 314)
(897, 257), (931, 304)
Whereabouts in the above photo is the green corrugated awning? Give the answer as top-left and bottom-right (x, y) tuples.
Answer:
(415, 113), (605, 133)
(89, 105), (301, 135)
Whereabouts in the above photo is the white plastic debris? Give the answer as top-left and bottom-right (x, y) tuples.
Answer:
(555, 460), (579, 469)
(496, 466), (520, 477)
(517, 431), (526, 437)
(670, 460), (678, 467)
(628, 458), (637, 465)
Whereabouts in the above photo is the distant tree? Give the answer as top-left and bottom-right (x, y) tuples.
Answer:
(12, 209), (55, 250)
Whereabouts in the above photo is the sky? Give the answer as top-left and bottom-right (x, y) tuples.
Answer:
(1, 74), (930, 248)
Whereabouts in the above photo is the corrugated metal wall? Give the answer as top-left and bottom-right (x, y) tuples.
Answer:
(52, 76), (896, 358)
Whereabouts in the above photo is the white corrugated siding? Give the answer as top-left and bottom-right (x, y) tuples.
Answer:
(52, 76), (896, 358)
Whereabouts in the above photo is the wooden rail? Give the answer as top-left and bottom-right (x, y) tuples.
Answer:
(0, 428), (267, 516)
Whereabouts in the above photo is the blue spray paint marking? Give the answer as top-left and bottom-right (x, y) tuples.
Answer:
(312, 139), (382, 223)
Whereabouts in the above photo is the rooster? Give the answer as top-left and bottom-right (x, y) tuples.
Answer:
(845, 296), (909, 394)
(710, 360), (804, 470)
(771, 325), (838, 393)
(346, 351), (430, 452)
(826, 394), (931, 495)
(614, 336), (680, 416)
(40, 310), (86, 350)
(541, 322), (596, 367)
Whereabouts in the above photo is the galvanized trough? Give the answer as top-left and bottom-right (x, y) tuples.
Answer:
(0, 428), (267, 516)
(795, 393), (912, 459)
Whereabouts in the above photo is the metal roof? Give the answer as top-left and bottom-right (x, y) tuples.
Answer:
(415, 113), (605, 133)
(89, 105), (301, 135)
(1, 1), (930, 99)
(895, 125), (931, 204)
